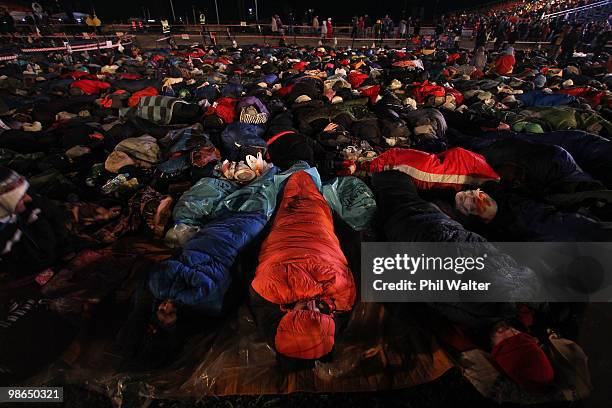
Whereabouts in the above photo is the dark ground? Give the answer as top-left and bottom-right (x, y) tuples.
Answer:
(4, 369), (591, 408)
(3, 303), (611, 408)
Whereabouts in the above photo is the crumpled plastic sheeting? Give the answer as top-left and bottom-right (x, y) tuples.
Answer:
(172, 177), (238, 226)
(214, 161), (321, 220)
(459, 338), (591, 404)
(33, 303), (453, 406)
(172, 162), (376, 233)
(322, 177), (377, 231)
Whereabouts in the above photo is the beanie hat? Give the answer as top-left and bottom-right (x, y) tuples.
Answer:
(389, 79), (402, 90)
(294, 95), (312, 103)
(403, 97), (417, 110)
(534, 74), (546, 89)
(105, 151), (136, 173)
(564, 65), (580, 76)
(492, 333), (555, 392)
(0, 167), (29, 219)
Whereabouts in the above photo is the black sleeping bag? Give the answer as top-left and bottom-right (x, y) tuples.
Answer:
(477, 139), (603, 195)
(371, 170), (541, 328)
(110, 78), (162, 94)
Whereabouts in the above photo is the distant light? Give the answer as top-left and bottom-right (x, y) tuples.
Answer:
(22, 18), (26, 22)
(148, 19), (156, 22)
(77, 18), (82, 22)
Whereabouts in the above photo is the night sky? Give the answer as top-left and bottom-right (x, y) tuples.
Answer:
(50, 0), (492, 23)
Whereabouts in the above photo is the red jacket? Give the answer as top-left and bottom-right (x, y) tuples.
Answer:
(495, 54), (516, 75)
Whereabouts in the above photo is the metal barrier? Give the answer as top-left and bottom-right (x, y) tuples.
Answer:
(541, 0), (611, 19)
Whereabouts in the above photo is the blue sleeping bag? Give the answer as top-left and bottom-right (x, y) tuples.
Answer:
(148, 211), (267, 315)
(518, 90), (575, 107)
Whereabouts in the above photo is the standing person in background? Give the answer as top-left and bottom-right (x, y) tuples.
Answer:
(91, 14), (101, 34)
(358, 16), (365, 38)
(85, 14), (95, 32)
(592, 29), (611, 56)
(560, 24), (582, 59)
(312, 15), (319, 35)
(287, 12), (294, 36)
(320, 17), (327, 42)
(414, 18), (421, 37)
(199, 10), (210, 45)
(435, 20), (444, 39)
(549, 25), (568, 62)
(270, 14), (278, 35)
(326, 18), (333, 40)
(351, 15), (358, 39)
(475, 23), (488, 49)
(275, 15), (284, 36)
(383, 15), (392, 39)
(399, 18), (407, 39)
(364, 14), (371, 37)
(472, 45), (488, 71)
(507, 24), (518, 45)
(374, 19), (382, 41)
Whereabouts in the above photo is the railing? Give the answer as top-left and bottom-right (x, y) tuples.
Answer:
(541, 0), (611, 19)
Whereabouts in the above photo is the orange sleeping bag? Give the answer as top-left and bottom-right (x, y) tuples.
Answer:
(251, 171), (356, 359)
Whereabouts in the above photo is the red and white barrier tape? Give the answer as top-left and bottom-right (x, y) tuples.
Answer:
(0, 54), (18, 61)
(21, 40), (132, 53)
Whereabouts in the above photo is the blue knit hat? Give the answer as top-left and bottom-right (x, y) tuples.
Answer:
(534, 74), (546, 89)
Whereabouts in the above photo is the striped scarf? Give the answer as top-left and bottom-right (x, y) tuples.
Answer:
(239, 106), (268, 125)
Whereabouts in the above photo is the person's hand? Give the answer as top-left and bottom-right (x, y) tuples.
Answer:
(323, 122), (338, 132)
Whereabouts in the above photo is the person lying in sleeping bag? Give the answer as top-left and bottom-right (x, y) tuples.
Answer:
(250, 171), (356, 361)
(148, 211), (267, 318)
(115, 211), (266, 368)
(459, 130), (612, 190)
(459, 138), (603, 196)
(457, 182), (612, 242)
(0, 166), (71, 279)
(364, 147), (500, 191)
(371, 170), (559, 393)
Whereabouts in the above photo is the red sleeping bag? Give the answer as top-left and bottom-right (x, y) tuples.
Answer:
(557, 87), (606, 108)
(251, 171), (356, 359)
(70, 79), (111, 95)
(348, 71), (369, 89)
(128, 86), (159, 107)
(367, 147), (500, 190)
(204, 97), (239, 124)
(411, 80), (447, 104)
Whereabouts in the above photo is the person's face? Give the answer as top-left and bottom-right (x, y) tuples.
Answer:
(156, 299), (177, 327)
(15, 193), (32, 214)
(455, 190), (488, 217)
(491, 325), (521, 346)
(293, 299), (332, 314)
